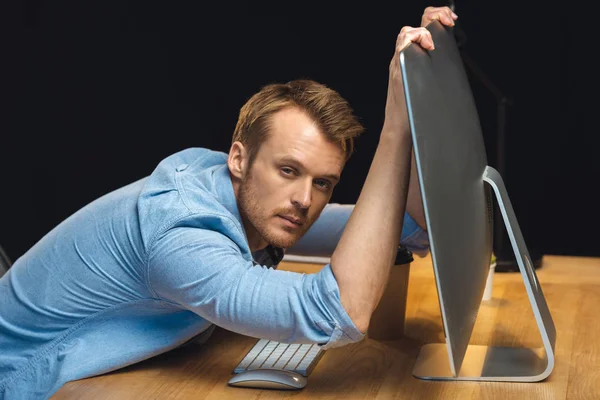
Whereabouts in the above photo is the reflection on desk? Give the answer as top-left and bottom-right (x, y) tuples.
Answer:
(53, 254), (600, 400)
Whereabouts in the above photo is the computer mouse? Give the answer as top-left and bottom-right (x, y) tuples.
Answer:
(227, 368), (307, 390)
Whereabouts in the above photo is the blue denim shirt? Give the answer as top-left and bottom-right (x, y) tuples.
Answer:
(0, 148), (429, 399)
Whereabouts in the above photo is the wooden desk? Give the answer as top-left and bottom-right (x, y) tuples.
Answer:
(53, 254), (600, 399)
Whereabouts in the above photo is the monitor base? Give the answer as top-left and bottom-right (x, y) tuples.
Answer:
(413, 343), (548, 382)
(412, 166), (556, 382)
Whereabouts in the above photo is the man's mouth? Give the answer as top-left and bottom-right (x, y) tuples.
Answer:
(278, 215), (303, 226)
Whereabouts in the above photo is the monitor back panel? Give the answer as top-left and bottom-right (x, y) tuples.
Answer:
(399, 20), (493, 375)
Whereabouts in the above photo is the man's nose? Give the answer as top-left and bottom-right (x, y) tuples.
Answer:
(291, 179), (312, 209)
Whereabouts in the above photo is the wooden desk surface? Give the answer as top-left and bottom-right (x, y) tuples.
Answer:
(53, 254), (600, 400)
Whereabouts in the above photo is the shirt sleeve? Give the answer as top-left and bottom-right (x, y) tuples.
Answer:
(147, 227), (365, 349)
(399, 212), (430, 257)
(286, 203), (430, 258)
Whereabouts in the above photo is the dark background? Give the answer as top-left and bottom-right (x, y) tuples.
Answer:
(3, 1), (598, 262)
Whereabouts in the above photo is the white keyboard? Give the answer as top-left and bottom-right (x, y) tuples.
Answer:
(233, 338), (325, 377)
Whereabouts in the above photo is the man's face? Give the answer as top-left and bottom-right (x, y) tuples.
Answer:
(235, 107), (346, 251)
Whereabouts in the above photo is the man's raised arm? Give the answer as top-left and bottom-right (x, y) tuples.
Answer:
(330, 6), (458, 333)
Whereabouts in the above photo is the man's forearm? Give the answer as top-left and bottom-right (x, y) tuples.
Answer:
(406, 150), (427, 231)
(330, 127), (412, 333)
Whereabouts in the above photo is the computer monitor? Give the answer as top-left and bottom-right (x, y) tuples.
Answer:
(400, 20), (556, 382)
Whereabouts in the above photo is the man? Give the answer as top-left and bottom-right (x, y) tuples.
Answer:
(0, 6), (457, 398)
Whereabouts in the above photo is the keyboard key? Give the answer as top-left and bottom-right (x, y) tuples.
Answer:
(285, 344), (311, 371)
(235, 338), (269, 371)
(262, 342), (289, 369)
(247, 340), (278, 370)
(273, 343), (301, 370)
(297, 345), (321, 371)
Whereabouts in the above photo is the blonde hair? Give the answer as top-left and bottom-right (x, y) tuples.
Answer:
(232, 79), (364, 165)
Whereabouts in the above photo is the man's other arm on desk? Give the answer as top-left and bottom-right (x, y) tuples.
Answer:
(285, 202), (430, 259)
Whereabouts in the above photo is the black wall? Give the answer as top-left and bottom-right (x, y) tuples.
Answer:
(3, 1), (598, 261)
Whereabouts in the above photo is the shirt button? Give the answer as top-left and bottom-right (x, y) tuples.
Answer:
(176, 163), (189, 172)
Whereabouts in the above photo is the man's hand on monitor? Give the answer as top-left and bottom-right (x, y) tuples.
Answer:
(383, 6), (458, 135)
(420, 6), (458, 29)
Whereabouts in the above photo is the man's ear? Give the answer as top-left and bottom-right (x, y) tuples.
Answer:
(227, 141), (248, 180)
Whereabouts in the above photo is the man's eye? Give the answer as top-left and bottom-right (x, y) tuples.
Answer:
(281, 167), (295, 175)
(315, 180), (331, 190)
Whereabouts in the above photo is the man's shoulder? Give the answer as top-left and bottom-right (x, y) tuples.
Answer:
(157, 147), (228, 172)
(140, 146), (229, 205)
(137, 147), (246, 255)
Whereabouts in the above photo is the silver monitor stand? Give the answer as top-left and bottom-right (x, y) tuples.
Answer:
(412, 166), (556, 382)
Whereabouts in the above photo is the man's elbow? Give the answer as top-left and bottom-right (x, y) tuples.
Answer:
(339, 294), (372, 335)
(352, 317), (370, 336)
